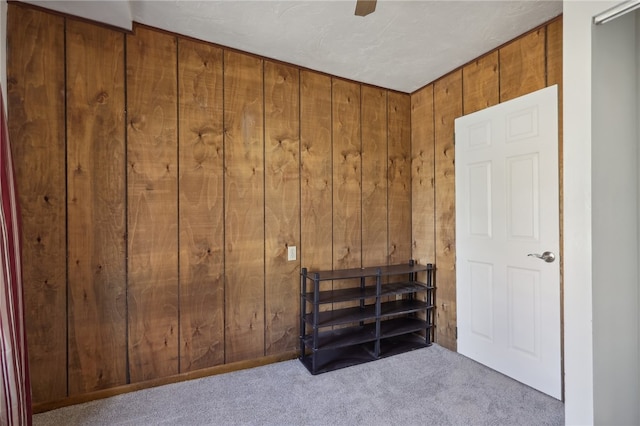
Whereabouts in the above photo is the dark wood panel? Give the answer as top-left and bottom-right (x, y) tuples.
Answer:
(224, 51), (265, 362)
(264, 61), (300, 355)
(361, 87), (387, 267)
(6, 5), (67, 403)
(387, 92), (411, 265)
(332, 79), (362, 271)
(462, 52), (499, 115)
(411, 85), (435, 267)
(300, 71), (333, 272)
(434, 71), (462, 351)
(126, 26), (179, 382)
(66, 20), (127, 395)
(499, 28), (546, 102)
(177, 38), (225, 371)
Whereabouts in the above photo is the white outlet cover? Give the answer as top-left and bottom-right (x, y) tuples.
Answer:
(287, 246), (296, 261)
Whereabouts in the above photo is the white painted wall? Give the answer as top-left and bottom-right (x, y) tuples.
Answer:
(564, 1), (640, 424)
(636, 16), (640, 422)
(591, 10), (640, 425)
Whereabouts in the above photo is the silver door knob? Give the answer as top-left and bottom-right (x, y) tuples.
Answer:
(528, 251), (556, 263)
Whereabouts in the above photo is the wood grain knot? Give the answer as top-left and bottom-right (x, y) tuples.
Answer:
(95, 91), (109, 104)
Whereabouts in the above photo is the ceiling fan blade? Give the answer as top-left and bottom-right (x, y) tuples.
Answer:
(354, 0), (377, 17)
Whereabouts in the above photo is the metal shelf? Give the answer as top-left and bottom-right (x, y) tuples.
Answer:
(299, 260), (435, 374)
(303, 262), (429, 282)
(380, 281), (432, 296)
(303, 324), (377, 350)
(303, 300), (432, 329)
(304, 285), (377, 304)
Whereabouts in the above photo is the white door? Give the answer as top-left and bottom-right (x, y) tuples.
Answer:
(455, 85), (561, 399)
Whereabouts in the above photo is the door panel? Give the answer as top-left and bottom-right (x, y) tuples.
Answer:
(469, 261), (494, 341)
(455, 85), (560, 399)
(506, 154), (539, 240)
(507, 267), (539, 357)
(468, 162), (492, 237)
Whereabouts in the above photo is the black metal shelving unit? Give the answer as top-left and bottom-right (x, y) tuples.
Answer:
(299, 259), (435, 374)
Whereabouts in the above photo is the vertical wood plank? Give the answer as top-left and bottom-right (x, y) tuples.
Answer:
(332, 79), (361, 313)
(361, 87), (387, 267)
(264, 61), (300, 355)
(332, 79), (362, 270)
(66, 20), (127, 394)
(411, 85), (435, 267)
(6, 5), (67, 403)
(300, 72), (333, 271)
(499, 28), (546, 102)
(387, 92), (411, 265)
(177, 39), (225, 371)
(224, 51), (265, 362)
(434, 71), (462, 351)
(411, 85), (435, 334)
(547, 19), (563, 178)
(546, 20), (563, 91)
(462, 52), (499, 115)
(126, 27), (179, 382)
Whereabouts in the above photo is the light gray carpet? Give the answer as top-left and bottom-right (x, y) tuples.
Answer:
(34, 345), (564, 425)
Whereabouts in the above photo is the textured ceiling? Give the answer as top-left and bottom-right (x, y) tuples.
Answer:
(21, 0), (563, 93)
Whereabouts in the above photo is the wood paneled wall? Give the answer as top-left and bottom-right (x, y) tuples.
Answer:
(410, 19), (563, 351)
(7, 4), (412, 405)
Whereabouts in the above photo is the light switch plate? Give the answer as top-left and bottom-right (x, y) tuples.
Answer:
(287, 246), (296, 261)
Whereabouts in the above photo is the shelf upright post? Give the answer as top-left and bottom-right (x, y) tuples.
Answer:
(312, 272), (321, 374)
(300, 268), (307, 363)
(408, 259), (415, 302)
(359, 274), (366, 326)
(374, 267), (382, 358)
(426, 263), (434, 345)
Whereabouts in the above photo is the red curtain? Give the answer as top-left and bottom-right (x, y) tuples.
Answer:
(0, 89), (31, 425)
